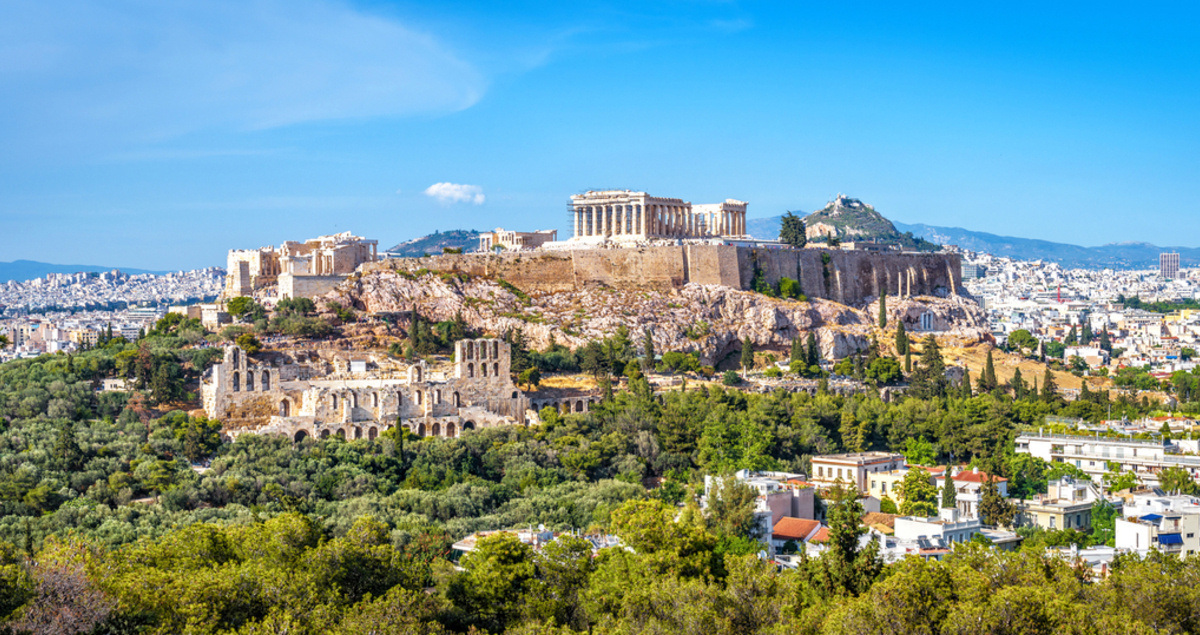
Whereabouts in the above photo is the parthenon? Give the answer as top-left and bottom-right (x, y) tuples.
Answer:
(568, 190), (747, 243)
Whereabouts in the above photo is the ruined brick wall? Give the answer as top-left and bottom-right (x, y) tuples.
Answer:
(369, 246), (961, 305)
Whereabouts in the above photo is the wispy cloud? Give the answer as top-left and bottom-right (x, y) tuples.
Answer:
(424, 183), (485, 205)
(0, 0), (486, 158)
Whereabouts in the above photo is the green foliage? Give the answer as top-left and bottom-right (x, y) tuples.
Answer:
(778, 211), (807, 248)
(497, 278), (531, 304)
(722, 370), (742, 386)
(898, 468), (937, 517)
(940, 471), (956, 509)
(235, 333), (262, 354)
(325, 301), (358, 324)
(864, 356), (902, 385)
(776, 277), (805, 301)
(903, 437), (937, 467)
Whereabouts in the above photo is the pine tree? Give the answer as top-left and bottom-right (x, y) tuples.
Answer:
(1099, 329), (1112, 352)
(960, 370), (973, 399)
(910, 335), (947, 398)
(895, 322), (909, 356)
(790, 338), (803, 364)
(878, 295), (887, 329)
(1081, 321), (1093, 344)
(941, 472), (957, 509)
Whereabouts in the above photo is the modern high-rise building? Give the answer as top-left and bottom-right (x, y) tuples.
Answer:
(1161, 252), (1181, 280)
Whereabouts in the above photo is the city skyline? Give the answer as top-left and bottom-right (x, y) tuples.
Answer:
(2, 1), (1198, 270)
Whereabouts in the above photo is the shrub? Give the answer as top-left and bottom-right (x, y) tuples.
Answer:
(722, 371), (742, 386)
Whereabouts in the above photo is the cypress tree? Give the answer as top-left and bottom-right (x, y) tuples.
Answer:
(1011, 368), (1026, 400)
(895, 322), (909, 356)
(978, 350), (998, 392)
(1042, 367), (1058, 402)
(806, 332), (821, 368)
(740, 337), (755, 375)
(790, 337), (804, 364)
(642, 330), (655, 370)
(905, 349), (912, 374)
(878, 295), (887, 329)
(1065, 326), (1078, 345)
(941, 472), (957, 509)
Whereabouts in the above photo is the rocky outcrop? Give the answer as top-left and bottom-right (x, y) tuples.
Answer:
(326, 270), (989, 365)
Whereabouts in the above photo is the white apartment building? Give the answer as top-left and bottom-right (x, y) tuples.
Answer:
(1016, 432), (1200, 487)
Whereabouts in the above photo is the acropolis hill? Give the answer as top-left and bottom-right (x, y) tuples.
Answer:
(368, 244), (962, 306)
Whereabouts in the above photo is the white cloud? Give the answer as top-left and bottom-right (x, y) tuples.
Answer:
(424, 183), (485, 206)
(0, 0), (486, 157)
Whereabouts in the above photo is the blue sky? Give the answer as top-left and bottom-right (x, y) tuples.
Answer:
(2, 1), (1198, 270)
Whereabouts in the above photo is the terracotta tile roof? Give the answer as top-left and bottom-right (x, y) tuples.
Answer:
(952, 471), (1008, 484)
(810, 527), (830, 543)
(772, 517), (820, 541)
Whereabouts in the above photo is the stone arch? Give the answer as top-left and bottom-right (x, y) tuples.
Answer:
(372, 392), (379, 408)
(463, 420), (476, 431)
(446, 422), (457, 438)
(331, 394), (338, 410)
(434, 390), (441, 405)
(354, 427), (363, 439)
(320, 429), (330, 439)
(480, 342), (488, 360)
(279, 400), (291, 417)
(511, 391), (519, 399)
(246, 371), (255, 391)
(413, 365), (424, 383)
(467, 341), (474, 359)
(453, 392), (461, 407)
(232, 371), (240, 392)
(494, 363), (500, 377)
(368, 426), (377, 440)
(336, 428), (346, 439)
(351, 392), (358, 408)
(432, 422), (441, 437)
(261, 371), (270, 391)
(492, 341), (499, 358)
(417, 422), (426, 436)
(468, 363), (474, 378)
(575, 400), (584, 412)
(294, 430), (308, 442)
(481, 364), (488, 377)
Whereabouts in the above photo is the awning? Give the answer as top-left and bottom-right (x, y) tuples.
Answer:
(1158, 533), (1183, 545)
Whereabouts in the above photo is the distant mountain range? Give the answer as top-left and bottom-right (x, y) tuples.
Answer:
(0, 260), (165, 284)
(746, 216), (1198, 269)
(386, 229), (481, 257)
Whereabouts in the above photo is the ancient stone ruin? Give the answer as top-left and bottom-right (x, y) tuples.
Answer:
(200, 338), (591, 440)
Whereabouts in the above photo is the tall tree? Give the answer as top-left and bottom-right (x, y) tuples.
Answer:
(779, 212), (807, 249)
(642, 330), (655, 371)
(878, 295), (887, 329)
(740, 337), (755, 376)
(1065, 325), (1078, 345)
(1041, 366), (1059, 403)
(895, 322), (909, 356)
(806, 332), (821, 368)
(899, 468), (938, 517)
(979, 474), (1016, 527)
(1010, 368), (1027, 400)
(941, 473), (957, 509)
(790, 338), (804, 365)
(820, 484), (882, 596)
(978, 349), (998, 393)
(909, 336), (947, 398)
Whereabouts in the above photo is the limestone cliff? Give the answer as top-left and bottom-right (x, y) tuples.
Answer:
(324, 270), (988, 365)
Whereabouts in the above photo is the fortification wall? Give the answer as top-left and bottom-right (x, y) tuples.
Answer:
(280, 273), (347, 300)
(368, 246), (961, 305)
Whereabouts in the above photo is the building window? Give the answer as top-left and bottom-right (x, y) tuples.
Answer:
(1049, 517), (1056, 529)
